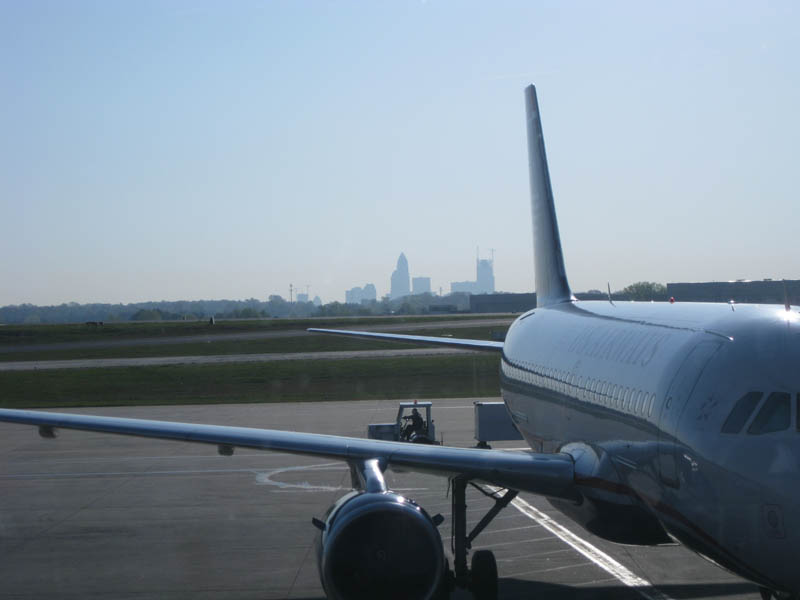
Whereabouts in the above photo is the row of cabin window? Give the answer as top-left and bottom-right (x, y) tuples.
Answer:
(503, 360), (656, 418)
(721, 391), (799, 435)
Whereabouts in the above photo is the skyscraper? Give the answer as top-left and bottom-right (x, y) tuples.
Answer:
(476, 258), (495, 293)
(362, 283), (377, 301)
(345, 287), (363, 304)
(390, 253), (411, 299)
(345, 283), (377, 304)
(412, 277), (431, 295)
(450, 252), (495, 294)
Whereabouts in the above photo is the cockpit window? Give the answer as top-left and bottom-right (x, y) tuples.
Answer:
(721, 391), (762, 434)
(748, 392), (791, 435)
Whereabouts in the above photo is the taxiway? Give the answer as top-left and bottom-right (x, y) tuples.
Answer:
(0, 399), (762, 599)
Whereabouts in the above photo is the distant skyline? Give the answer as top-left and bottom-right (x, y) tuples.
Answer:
(390, 253), (411, 300)
(2, 2), (798, 306)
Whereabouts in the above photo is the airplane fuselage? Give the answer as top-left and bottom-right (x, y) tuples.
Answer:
(501, 300), (800, 593)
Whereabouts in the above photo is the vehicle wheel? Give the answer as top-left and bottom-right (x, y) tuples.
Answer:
(470, 550), (498, 600)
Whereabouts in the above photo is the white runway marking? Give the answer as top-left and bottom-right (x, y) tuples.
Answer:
(507, 560), (593, 577)
(255, 462), (429, 493)
(481, 523), (540, 535)
(502, 491), (675, 600)
(2, 461), (430, 495)
(28, 452), (275, 464)
(255, 462), (347, 491)
(498, 547), (572, 562)
(0, 467), (282, 480)
(487, 534), (557, 548)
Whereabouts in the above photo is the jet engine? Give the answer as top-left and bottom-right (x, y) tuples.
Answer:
(315, 490), (445, 600)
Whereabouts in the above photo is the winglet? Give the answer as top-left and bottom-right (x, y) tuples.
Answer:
(607, 282), (615, 307)
(525, 85), (574, 307)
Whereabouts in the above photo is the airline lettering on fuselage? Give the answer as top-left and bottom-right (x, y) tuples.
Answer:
(566, 326), (671, 367)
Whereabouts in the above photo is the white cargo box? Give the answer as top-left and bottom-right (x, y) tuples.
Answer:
(368, 423), (396, 441)
(474, 401), (523, 445)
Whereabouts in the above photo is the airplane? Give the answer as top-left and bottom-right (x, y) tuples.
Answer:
(1, 85), (799, 600)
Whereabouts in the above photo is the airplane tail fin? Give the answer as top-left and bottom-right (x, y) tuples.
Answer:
(525, 85), (574, 307)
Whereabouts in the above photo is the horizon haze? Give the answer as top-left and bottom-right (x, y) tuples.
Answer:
(2, 2), (798, 306)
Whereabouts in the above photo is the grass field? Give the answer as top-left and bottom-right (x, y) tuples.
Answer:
(0, 354), (502, 408)
(0, 316), (508, 409)
(0, 325), (507, 362)
(0, 314), (507, 346)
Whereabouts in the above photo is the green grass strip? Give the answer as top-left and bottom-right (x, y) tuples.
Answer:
(0, 314), (501, 346)
(0, 326), (507, 362)
(0, 355), (501, 408)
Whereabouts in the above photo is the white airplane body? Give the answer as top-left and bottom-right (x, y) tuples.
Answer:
(1, 86), (798, 600)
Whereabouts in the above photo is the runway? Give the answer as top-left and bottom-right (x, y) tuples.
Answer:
(0, 399), (761, 599)
(0, 347), (475, 371)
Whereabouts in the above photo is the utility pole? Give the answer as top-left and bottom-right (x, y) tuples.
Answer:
(490, 248), (496, 264)
(289, 283), (293, 304)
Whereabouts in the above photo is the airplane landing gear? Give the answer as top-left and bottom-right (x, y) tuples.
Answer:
(470, 550), (498, 600)
(449, 476), (517, 600)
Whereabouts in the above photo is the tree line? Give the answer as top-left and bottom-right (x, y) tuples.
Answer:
(0, 297), (312, 325)
(0, 283), (669, 325)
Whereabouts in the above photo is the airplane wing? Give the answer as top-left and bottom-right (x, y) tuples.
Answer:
(307, 327), (504, 352)
(0, 408), (574, 500)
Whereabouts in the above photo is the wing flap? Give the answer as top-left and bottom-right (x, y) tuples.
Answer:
(0, 408), (574, 500)
(307, 328), (504, 352)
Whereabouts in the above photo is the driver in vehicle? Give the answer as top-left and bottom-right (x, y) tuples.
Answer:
(402, 408), (425, 440)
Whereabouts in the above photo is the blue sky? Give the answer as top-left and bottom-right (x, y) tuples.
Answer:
(1, 1), (798, 305)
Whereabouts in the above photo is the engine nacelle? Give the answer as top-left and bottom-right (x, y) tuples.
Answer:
(316, 490), (445, 600)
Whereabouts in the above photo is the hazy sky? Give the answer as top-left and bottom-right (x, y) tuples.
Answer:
(2, 1), (798, 306)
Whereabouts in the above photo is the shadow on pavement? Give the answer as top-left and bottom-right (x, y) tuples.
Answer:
(257, 579), (759, 599)
(499, 578), (758, 599)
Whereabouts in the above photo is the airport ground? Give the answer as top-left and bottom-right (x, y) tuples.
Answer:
(0, 399), (762, 600)
(0, 316), (765, 599)
(0, 324), (503, 363)
(0, 353), (501, 409)
(0, 316), (508, 409)
(0, 315), (513, 356)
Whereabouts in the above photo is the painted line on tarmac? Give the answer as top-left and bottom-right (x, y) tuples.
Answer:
(254, 462), (347, 492)
(254, 462), (429, 494)
(501, 491), (675, 600)
(0, 467), (266, 479)
(0, 461), (429, 494)
(30, 452), (278, 464)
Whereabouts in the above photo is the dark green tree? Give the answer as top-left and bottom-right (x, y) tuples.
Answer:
(619, 281), (668, 301)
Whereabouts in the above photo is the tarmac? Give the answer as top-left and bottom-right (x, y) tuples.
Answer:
(0, 347), (476, 371)
(0, 398), (763, 600)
